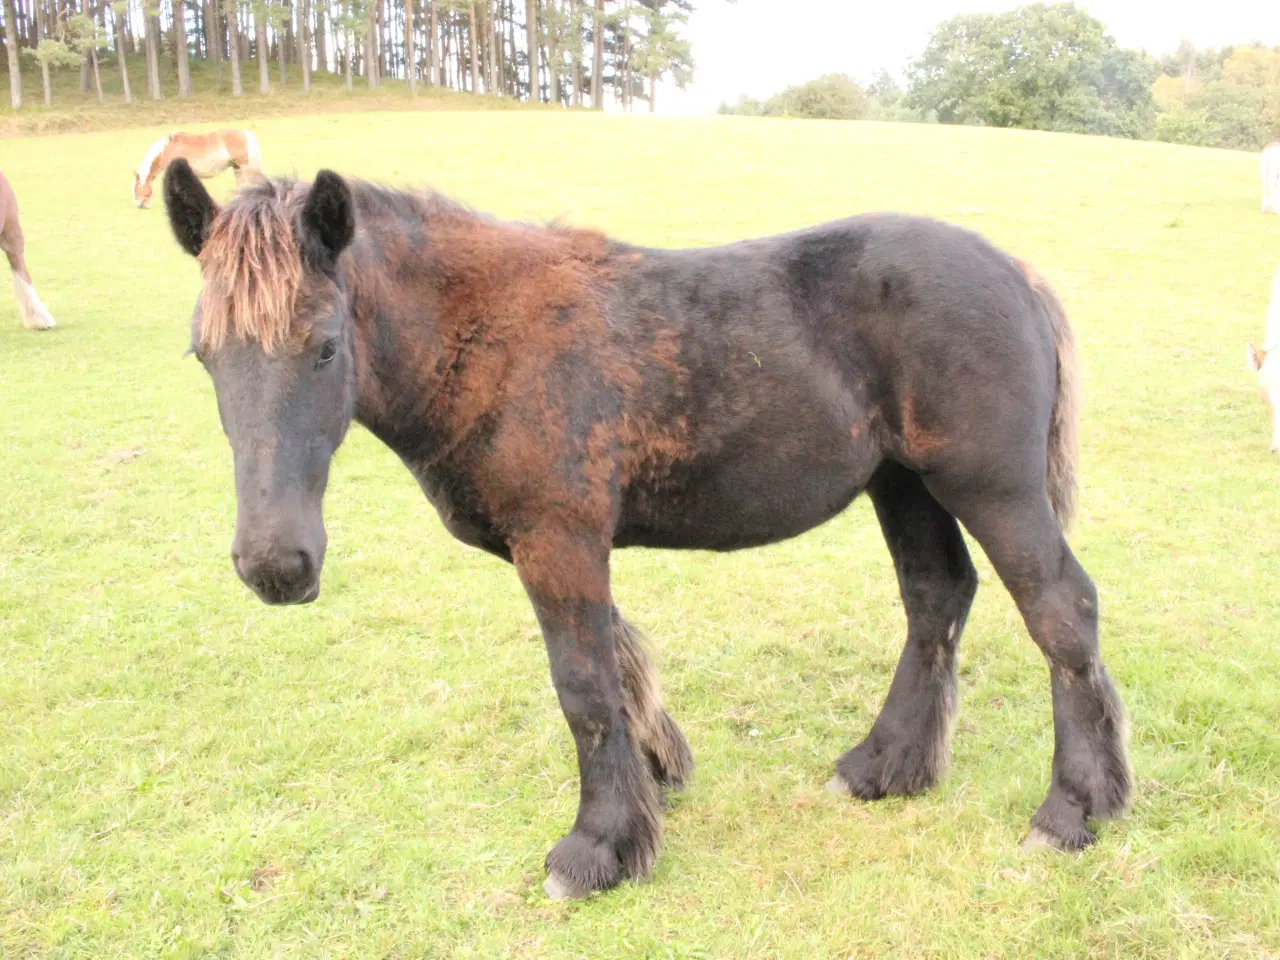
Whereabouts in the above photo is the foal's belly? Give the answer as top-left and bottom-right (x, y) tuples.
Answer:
(615, 421), (882, 551)
(188, 148), (232, 178)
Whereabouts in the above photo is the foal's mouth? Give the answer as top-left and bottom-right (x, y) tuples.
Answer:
(246, 579), (321, 606)
(232, 553), (323, 606)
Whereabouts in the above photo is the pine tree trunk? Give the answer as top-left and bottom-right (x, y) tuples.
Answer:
(403, 0), (414, 91)
(254, 4), (268, 91)
(91, 43), (104, 98)
(313, 0), (325, 71)
(78, 0), (93, 93)
(547, 0), (559, 104)
(118, 1), (130, 53)
(145, 10), (163, 98)
(277, 0), (287, 85)
(426, 0), (436, 85)
(312, 0), (324, 71)
(112, 3), (131, 99)
(443, 13), (452, 87)
(172, 0), (181, 68)
(523, 0), (535, 100)
(467, 2), (478, 93)
(375, 0), (383, 79)
(362, 0), (374, 86)
(35, 0), (52, 105)
(115, 5), (132, 99)
(496, 0), (506, 93)
(485, 0), (496, 93)
(204, 0), (215, 59)
(622, 6), (630, 111)
(343, 21), (351, 88)
(175, 0), (191, 94)
(226, 0), (242, 93)
(648, 65), (655, 113)
(297, 0), (309, 89)
(3, 0), (23, 108)
(570, 0), (580, 105)
(590, 0), (601, 108)
(208, 0), (222, 60)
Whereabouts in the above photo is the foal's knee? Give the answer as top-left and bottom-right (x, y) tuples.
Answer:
(1031, 562), (1099, 673)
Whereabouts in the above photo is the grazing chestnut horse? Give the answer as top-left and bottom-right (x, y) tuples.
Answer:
(1, 170), (56, 331)
(1263, 142), (1280, 215)
(164, 158), (1131, 899)
(132, 129), (261, 209)
(1246, 265), (1280, 452)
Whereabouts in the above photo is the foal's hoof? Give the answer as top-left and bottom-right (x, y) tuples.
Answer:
(544, 870), (591, 901)
(543, 829), (630, 899)
(1020, 824), (1095, 853)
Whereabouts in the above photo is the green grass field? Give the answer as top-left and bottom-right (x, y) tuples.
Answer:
(0, 58), (540, 138)
(2, 113), (1279, 958)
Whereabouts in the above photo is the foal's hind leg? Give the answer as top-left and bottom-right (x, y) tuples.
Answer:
(829, 463), (977, 800)
(934, 486), (1130, 849)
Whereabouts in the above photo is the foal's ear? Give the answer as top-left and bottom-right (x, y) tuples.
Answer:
(300, 170), (355, 274)
(164, 159), (219, 257)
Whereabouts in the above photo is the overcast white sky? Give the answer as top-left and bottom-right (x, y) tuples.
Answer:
(654, 0), (1280, 115)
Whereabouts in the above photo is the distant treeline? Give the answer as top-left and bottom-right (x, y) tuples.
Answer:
(718, 2), (1280, 151)
(1, 0), (694, 111)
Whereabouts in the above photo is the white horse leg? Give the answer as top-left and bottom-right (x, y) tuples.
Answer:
(12, 268), (56, 330)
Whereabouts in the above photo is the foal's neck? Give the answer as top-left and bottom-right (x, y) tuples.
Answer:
(343, 190), (612, 467)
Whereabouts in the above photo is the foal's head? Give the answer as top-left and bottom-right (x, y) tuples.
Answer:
(165, 159), (358, 604)
(1247, 341), (1280, 454)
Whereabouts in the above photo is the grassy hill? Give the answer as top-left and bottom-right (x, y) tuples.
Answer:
(2, 112), (1279, 958)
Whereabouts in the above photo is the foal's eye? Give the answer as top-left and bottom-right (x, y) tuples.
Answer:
(316, 339), (338, 367)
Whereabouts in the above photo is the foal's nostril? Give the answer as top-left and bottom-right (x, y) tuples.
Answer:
(295, 549), (316, 582)
(283, 549), (315, 585)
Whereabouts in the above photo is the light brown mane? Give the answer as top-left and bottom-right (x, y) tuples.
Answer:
(197, 179), (306, 353)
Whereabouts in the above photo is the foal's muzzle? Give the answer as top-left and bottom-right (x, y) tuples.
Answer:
(232, 545), (322, 605)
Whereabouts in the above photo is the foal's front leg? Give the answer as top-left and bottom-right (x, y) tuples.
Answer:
(513, 530), (663, 899)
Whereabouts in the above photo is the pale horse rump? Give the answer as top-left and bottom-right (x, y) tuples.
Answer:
(1262, 142), (1280, 215)
(132, 129), (262, 210)
(1246, 266), (1280, 452)
(0, 170), (56, 331)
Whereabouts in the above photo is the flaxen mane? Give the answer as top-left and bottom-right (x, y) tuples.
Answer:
(197, 179), (306, 353)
